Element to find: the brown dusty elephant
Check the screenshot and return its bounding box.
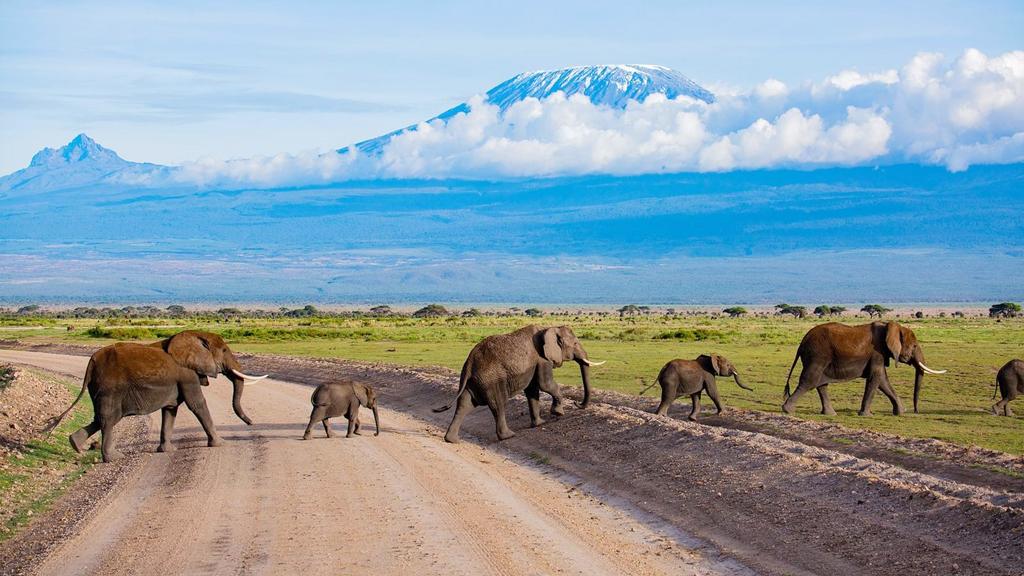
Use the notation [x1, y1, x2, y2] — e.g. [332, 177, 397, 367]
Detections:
[782, 321, 945, 416]
[46, 331, 267, 462]
[642, 354, 752, 420]
[992, 359, 1023, 416]
[303, 381, 380, 439]
[433, 325, 604, 443]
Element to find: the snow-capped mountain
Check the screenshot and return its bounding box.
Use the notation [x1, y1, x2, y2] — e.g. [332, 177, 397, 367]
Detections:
[348, 64, 715, 154]
[0, 134, 168, 195]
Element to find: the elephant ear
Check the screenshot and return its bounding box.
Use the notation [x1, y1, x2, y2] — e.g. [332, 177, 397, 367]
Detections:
[541, 328, 564, 367]
[354, 383, 369, 406]
[697, 354, 717, 375]
[710, 354, 727, 376]
[885, 322, 902, 363]
[166, 332, 219, 376]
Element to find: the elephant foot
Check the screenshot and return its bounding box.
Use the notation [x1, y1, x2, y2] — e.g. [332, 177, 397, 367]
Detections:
[496, 429, 516, 441]
[1007, 408, 1015, 417]
[687, 413, 700, 422]
[443, 433, 461, 444]
[102, 450, 124, 463]
[857, 410, 873, 417]
[69, 429, 91, 453]
[530, 418, 546, 428]
[893, 407, 905, 416]
[302, 433, 312, 440]
[551, 405, 565, 417]
[157, 442, 176, 453]
[207, 437, 223, 448]
[781, 403, 795, 415]
[822, 408, 837, 416]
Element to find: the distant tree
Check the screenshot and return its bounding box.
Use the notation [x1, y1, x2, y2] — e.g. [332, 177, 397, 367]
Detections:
[524, 308, 543, 317]
[813, 305, 831, 317]
[829, 306, 847, 316]
[217, 307, 242, 316]
[618, 304, 640, 317]
[914, 311, 925, 318]
[989, 302, 1022, 318]
[16, 305, 40, 315]
[413, 304, 448, 318]
[861, 304, 892, 318]
[723, 306, 748, 317]
[166, 305, 186, 316]
[665, 308, 676, 315]
[953, 310, 965, 318]
[461, 308, 482, 317]
[369, 305, 393, 316]
[775, 304, 807, 318]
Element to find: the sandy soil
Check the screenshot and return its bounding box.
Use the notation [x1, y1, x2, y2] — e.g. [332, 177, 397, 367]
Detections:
[0, 350, 745, 576]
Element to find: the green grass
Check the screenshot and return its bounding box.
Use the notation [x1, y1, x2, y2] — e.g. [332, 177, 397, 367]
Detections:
[0, 369, 100, 542]
[2, 313, 1022, 455]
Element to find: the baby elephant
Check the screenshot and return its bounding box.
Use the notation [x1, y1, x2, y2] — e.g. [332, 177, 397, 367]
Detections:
[645, 354, 752, 420]
[992, 359, 1023, 416]
[303, 381, 380, 439]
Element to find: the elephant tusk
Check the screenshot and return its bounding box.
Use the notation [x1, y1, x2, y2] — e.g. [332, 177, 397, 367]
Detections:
[230, 369, 269, 382]
[916, 362, 946, 375]
[580, 359, 606, 366]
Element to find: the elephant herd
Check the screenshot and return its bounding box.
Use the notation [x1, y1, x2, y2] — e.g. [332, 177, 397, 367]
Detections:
[46, 320, 1021, 461]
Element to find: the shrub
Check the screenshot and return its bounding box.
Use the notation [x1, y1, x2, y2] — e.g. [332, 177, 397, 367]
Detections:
[0, 364, 16, 391]
[654, 328, 730, 342]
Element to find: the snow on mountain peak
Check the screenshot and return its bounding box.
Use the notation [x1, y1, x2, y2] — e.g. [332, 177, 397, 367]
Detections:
[29, 133, 124, 167]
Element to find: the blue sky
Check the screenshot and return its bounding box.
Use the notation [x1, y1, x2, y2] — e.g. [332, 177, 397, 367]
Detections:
[1, 0, 1022, 174]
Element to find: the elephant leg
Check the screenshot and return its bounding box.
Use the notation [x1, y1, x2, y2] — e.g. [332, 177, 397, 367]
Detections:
[70, 418, 101, 454]
[782, 363, 824, 414]
[525, 380, 544, 427]
[99, 404, 123, 463]
[323, 418, 334, 438]
[443, 390, 474, 444]
[537, 362, 564, 417]
[490, 400, 516, 441]
[859, 374, 883, 416]
[303, 407, 326, 440]
[346, 416, 356, 438]
[705, 381, 724, 415]
[817, 385, 837, 416]
[1006, 402, 1015, 417]
[158, 405, 179, 453]
[688, 393, 702, 421]
[655, 381, 677, 416]
[877, 378, 905, 415]
[181, 383, 222, 447]
[353, 415, 362, 435]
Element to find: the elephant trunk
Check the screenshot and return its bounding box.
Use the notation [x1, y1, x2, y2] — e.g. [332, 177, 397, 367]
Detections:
[372, 405, 380, 436]
[913, 367, 923, 414]
[578, 361, 592, 408]
[229, 375, 253, 425]
[733, 372, 754, 391]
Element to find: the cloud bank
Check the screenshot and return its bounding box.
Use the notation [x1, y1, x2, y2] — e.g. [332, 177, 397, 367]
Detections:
[177, 49, 1024, 186]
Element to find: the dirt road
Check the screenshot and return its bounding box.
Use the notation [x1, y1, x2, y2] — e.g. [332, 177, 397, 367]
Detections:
[0, 350, 746, 576]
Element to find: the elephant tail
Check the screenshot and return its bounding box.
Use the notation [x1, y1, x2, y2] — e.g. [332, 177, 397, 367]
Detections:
[433, 361, 471, 413]
[783, 350, 800, 400]
[44, 357, 93, 435]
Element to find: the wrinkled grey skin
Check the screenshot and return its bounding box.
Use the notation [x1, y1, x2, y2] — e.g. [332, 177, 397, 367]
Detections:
[47, 331, 266, 463]
[434, 325, 599, 443]
[992, 359, 1024, 416]
[651, 354, 752, 420]
[303, 381, 380, 439]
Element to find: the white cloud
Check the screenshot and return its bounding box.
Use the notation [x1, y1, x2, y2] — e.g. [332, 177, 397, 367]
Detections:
[173, 48, 1024, 185]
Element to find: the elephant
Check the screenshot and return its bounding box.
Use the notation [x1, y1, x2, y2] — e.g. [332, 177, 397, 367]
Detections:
[303, 381, 380, 439]
[642, 354, 752, 420]
[46, 330, 267, 462]
[781, 321, 945, 416]
[433, 325, 604, 443]
[992, 359, 1023, 416]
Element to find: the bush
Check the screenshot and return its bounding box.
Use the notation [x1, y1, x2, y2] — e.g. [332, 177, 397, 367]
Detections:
[654, 328, 730, 342]
[0, 364, 16, 391]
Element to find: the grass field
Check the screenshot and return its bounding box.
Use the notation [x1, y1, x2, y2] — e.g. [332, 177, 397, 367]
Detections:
[2, 311, 1022, 455]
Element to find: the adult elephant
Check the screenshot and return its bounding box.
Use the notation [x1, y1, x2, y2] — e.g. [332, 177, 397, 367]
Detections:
[433, 325, 604, 443]
[781, 321, 945, 416]
[47, 331, 266, 462]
